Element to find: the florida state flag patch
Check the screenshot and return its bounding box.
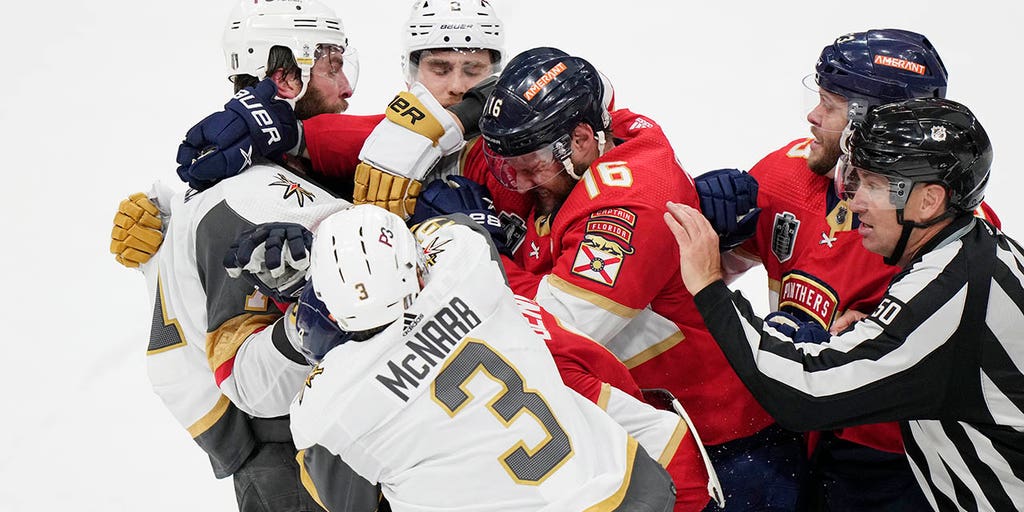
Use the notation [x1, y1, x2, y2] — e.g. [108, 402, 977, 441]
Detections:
[571, 208, 636, 287]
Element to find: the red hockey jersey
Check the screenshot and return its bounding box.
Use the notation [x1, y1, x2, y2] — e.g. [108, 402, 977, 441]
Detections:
[534, 109, 775, 446]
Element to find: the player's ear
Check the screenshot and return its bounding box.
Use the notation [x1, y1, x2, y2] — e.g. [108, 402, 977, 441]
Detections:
[269, 68, 301, 99]
[570, 123, 595, 151]
[915, 183, 949, 221]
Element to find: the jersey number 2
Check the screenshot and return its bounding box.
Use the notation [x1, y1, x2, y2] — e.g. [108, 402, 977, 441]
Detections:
[432, 340, 573, 484]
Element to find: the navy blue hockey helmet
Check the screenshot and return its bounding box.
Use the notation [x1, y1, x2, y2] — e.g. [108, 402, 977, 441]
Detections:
[816, 29, 948, 121]
[838, 97, 991, 212]
[295, 283, 354, 364]
[479, 47, 608, 158]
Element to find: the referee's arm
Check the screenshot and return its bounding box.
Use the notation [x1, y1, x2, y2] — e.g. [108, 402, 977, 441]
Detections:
[692, 279, 958, 431]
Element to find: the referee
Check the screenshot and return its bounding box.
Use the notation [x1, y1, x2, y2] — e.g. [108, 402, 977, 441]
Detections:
[665, 97, 1023, 512]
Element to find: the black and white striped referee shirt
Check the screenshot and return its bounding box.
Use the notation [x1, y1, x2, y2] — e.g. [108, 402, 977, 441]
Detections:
[694, 214, 1024, 512]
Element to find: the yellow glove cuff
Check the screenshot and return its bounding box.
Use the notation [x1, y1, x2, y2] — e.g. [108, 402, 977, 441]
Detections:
[385, 91, 446, 146]
[353, 163, 423, 219]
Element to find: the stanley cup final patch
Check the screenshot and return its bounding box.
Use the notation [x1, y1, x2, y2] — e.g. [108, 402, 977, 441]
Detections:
[771, 211, 800, 263]
[571, 208, 637, 287]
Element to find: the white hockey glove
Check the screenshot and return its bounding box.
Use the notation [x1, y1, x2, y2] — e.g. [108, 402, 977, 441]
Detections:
[354, 82, 465, 219]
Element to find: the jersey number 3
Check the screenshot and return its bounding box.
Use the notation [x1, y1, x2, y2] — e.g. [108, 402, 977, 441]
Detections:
[432, 339, 573, 485]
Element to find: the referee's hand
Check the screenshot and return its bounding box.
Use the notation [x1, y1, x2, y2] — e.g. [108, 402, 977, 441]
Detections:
[664, 201, 723, 296]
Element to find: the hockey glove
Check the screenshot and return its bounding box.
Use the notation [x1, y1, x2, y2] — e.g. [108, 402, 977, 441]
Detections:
[286, 283, 354, 365]
[354, 82, 466, 219]
[111, 192, 164, 268]
[695, 168, 761, 251]
[176, 78, 300, 191]
[411, 176, 510, 256]
[224, 222, 314, 304]
[764, 311, 831, 344]
[447, 75, 498, 140]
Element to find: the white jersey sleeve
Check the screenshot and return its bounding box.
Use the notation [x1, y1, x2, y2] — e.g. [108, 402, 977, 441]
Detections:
[144, 164, 352, 426]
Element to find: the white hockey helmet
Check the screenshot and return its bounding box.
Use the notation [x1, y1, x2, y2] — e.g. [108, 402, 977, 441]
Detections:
[401, 0, 505, 82]
[308, 205, 426, 333]
[222, 0, 357, 95]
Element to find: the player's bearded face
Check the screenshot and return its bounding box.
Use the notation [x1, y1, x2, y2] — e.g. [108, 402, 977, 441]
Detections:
[295, 44, 355, 119]
[806, 89, 849, 176]
[533, 173, 576, 215]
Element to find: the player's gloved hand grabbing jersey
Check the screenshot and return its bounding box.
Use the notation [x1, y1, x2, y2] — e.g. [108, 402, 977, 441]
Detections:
[110, 192, 164, 267]
[763, 311, 831, 344]
[694, 168, 761, 251]
[410, 176, 510, 256]
[176, 78, 300, 191]
[354, 82, 465, 219]
[224, 222, 313, 304]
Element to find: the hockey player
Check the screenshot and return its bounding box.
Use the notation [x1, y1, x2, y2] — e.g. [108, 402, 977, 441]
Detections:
[115, 2, 380, 510]
[478, 47, 802, 510]
[696, 30, 999, 511]
[667, 97, 1024, 512]
[112, 0, 530, 268]
[287, 204, 677, 511]
[224, 179, 716, 510]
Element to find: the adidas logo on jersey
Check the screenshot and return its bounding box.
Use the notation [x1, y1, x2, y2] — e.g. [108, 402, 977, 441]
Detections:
[630, 118, 654, 130]
[376, 297, 482, 401]
[402, 312, 424, 335]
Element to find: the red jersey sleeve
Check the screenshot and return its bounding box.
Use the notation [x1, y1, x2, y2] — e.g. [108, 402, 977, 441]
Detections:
[302, 113, 384, 180]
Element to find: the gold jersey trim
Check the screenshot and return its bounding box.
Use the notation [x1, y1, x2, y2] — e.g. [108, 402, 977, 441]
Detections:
[187, 394, 231, 438]
[546, 274, 640, 319]
[583, 436, 639, 512]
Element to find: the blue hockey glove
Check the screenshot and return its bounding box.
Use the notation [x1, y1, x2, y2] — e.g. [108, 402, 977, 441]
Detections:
[764, 311, 831, 344]
[176, 78, 299, 190]
[695, 168, 761, 251]
[293, 283, 354, 364]
[410, 176, 510, 256]
[224, 222, 313, 304]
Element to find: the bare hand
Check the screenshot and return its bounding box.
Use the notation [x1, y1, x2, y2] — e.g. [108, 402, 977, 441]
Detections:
[831, 309, 868, 334]
[663, 202, 724, 295]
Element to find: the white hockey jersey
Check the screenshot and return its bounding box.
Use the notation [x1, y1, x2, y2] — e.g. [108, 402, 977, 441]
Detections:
[143, 164, 350, 477]
[290, 222, 644, 511]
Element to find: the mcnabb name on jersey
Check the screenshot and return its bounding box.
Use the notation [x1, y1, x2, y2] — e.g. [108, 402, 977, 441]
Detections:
[375, 297, 481, 401]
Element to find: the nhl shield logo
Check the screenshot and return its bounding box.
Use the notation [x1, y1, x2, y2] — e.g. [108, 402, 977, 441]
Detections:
[771, 211, 800, 263]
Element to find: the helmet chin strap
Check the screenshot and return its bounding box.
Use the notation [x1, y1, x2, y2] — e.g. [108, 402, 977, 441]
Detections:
[887, 208, 956, 265]
[561, 131, 607, 181]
